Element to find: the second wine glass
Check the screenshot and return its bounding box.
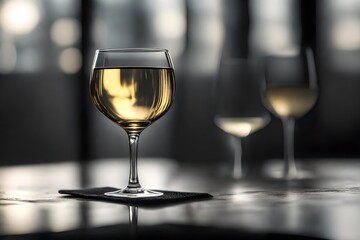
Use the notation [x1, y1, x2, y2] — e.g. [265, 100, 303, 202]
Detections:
[214, 59, 270, 179]
[263, 48, 318, 179]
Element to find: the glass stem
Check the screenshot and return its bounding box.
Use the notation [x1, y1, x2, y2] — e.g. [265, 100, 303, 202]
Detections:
[129, 206, 138, 239]
[282, 117, 297, 178]
[232, 136, 242, 179]
[128, 134, 141, 189]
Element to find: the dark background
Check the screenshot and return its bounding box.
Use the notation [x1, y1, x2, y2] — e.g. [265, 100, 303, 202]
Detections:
[1, 0, 360, 174]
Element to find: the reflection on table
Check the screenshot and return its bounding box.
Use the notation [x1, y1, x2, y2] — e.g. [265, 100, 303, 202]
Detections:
[1, 158, 360, 239]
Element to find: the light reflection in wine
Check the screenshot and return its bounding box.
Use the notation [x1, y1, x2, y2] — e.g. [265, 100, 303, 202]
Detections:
[101, 68, 150, 120]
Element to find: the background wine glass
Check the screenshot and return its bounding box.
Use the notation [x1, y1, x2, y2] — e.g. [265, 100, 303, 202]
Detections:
[214, 59, 270, 179]
[263, 48, 318, 179]
[90, 48, 175, 198]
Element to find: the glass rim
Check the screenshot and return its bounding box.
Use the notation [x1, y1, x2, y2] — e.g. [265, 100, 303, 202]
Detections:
[96, 48, 169, 53]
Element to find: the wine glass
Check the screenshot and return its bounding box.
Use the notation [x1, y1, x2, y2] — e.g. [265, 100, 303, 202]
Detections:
[90, 48, 175, 198]
[263, 48, 318, 179]
[214, 59, 270, 179]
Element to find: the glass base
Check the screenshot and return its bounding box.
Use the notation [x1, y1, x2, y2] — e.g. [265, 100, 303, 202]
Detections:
[262, 159, 314, 180]
[104, 187, 163, 198]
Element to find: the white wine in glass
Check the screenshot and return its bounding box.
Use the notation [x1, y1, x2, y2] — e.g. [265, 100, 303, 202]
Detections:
[215, 59, 270, 179]
[265, 86, 317, 119]
[264, 48, 318, 179]
[215, 117, 269, 138]
[91, 68, 174, 133]
[90, 49, 175, 198]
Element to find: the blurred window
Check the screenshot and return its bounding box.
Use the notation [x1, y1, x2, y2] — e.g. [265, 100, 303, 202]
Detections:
[326, 0, 360, 73]
[249, 0, 300, 56]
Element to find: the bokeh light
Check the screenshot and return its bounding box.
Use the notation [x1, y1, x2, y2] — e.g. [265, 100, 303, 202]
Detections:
[332, 18, 360, 50]
[50, 18, 81, 46]
[58, 48, 82, 74]
[154, 12, 186, 39]
[0, 0, 40, 35]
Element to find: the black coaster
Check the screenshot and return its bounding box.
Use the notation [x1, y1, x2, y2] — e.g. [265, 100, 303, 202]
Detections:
[59, 187, 213, 207]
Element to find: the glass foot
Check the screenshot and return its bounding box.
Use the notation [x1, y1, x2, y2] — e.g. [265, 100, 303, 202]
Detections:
[262, 159, 314, 180]
[104, 187, 163, 198]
